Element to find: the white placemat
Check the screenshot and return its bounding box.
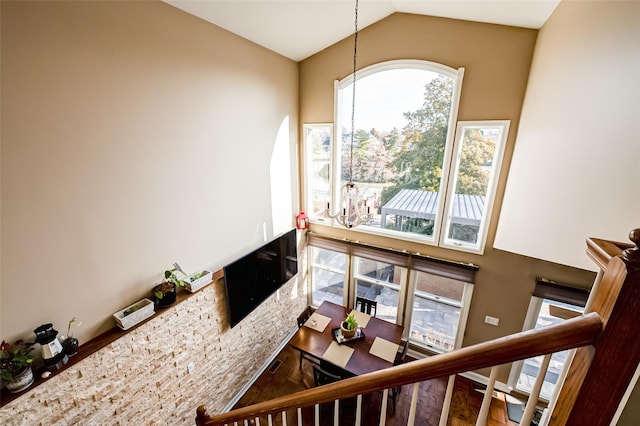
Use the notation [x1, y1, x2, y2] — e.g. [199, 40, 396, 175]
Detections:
[369, 336, 399, 363]
[304, 312, 331, 332]
[322, 341, 354, 368]
[349, 309, 371, 328]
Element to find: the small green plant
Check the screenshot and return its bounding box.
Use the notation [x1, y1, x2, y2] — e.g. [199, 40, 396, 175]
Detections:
[0, 340, 35, 382]
[154, 263, 187, 300]
[187, 272, 202, 282]
[343, 313, 358, 330]
[123, 304, 140, 316]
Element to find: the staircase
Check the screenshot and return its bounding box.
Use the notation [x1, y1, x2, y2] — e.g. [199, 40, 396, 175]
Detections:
[196, 230, 640, 426]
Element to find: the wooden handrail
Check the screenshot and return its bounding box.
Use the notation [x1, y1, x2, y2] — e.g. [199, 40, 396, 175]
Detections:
[196, 312, 602, 425]
[585, 236, 632, 271]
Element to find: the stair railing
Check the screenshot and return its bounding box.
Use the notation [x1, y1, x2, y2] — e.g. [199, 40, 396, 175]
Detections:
[196, 229, 639, 426]
[196, 313, 601, 426]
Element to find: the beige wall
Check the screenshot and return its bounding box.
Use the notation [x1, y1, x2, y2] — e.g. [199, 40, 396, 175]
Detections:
[495, 0, 640, 271]
[1, 0, 298, 345]
[505, 1, 638, 423]
[299, 12, 597, 382]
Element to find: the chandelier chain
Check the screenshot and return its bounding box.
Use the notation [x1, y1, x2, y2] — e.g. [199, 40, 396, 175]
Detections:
[349, 0, 359, 182]
[325, 0, 371, 229]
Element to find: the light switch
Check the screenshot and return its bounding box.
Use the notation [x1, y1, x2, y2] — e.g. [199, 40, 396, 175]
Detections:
[485, 315, 499, 326]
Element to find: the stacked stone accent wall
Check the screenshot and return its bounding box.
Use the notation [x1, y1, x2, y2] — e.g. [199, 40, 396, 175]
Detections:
[0, 264, 308, 425]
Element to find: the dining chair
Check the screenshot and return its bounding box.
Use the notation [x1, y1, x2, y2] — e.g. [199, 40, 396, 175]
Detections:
[355, 296, 377, 317]
[297, 305, 319, 368]
[313, 364, 345, 387]
[297, 305, 316, 328]
[390, 339, 409, 411]
[395, 339, 409, 364]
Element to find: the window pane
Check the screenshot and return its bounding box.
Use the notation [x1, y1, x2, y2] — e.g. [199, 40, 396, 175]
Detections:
[443, 122, 508, 251]
[410, 294, 460, 351]
[310, 247, 346, 271]
[355, 280, 399, 323]
[409, 270, 466, 352]
[304, 125, 332, 220]
[415, 271, 464, 302]
[335, 66, 459, 242]
[310, 247, 346, 306]
[354, 257, 402, 323]
[517, 299, 584, 400]
[355, 258, 397, 283]
[311, 268, 345, 306]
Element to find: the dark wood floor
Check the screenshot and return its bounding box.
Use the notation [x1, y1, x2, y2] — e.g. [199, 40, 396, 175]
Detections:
[234, 345, 516, 426]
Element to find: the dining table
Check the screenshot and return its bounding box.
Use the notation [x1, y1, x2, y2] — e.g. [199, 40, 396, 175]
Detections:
[288, 301, 405, 376]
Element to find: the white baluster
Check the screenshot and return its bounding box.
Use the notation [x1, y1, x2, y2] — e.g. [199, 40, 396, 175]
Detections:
[379, 388, 389, 426]
[439, 375, 456, 426]
[407, 382, 420, 426]
[521, 353, 551, 426]
[476, 366, 499, 426]
[297, 407, 302, 426]
[315, 404, 320, 426]
[355, 394, 363, 426]
[282, 410, 287, 426]
[334, 400, 340, 425]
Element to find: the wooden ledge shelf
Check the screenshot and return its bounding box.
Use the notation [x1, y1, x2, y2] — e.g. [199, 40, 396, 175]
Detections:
[0, 270, 223, 408]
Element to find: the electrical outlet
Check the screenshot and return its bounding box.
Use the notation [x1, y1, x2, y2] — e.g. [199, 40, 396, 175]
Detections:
[484, 315, 499, 326]
[187, 362, 195, 374]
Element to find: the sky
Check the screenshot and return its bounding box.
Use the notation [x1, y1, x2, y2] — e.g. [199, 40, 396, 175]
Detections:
[340, 68, 440, 133]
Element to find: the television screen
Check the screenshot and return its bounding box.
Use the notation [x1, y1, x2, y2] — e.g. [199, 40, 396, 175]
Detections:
[224, 228, 298, 328]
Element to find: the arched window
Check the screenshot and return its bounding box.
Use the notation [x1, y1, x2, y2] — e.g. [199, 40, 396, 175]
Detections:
[304, 60, 508, 254]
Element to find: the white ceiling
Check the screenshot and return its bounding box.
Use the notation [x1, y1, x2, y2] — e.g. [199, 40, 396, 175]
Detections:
[163, 0, 561, 62]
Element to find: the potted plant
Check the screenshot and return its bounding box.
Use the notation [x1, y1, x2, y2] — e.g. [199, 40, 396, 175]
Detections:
[0, 339, 35, 393]
[152, 263, 187, 308]
[340, 314, 358, 339]
[62, 317, 81, 356]
[184, 269, 213, 292]
[113, 298, 155, 330]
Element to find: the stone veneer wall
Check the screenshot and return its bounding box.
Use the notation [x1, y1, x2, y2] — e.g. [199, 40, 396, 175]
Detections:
[0, 254, 308, 425]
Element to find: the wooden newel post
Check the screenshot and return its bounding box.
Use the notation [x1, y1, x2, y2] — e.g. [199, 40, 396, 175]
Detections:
[196, 405, 210, 426]
[551, 228, 640, 426]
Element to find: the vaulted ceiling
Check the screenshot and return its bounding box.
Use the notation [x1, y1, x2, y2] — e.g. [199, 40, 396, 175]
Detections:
[163, 0, 561, 61]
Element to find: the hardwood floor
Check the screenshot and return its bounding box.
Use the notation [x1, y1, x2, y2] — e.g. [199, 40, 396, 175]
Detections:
[233, 345, 516, 426]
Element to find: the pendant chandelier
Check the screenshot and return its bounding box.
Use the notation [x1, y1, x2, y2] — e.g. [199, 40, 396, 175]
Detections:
[327, 0, 372, 229]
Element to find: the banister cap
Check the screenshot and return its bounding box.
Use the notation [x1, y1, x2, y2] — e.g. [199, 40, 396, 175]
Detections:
[622, 228, 640, 265]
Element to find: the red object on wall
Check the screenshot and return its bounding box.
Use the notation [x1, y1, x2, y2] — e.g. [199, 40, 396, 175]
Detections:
[296, 211, 309, 230]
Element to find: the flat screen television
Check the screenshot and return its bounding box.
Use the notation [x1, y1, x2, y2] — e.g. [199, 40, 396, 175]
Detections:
[223, 228, 298, 328]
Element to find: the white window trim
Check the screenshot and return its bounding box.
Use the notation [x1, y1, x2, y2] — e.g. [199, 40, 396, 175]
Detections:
[329, 60, 465, 248]
[439, 120, 510, 254]
[455, 283, 474, 349]
[307, 233, 477, 346]
[404, 270, 474, 354]
[309, 245, 349, 307]
[303, 123, 333, 225]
